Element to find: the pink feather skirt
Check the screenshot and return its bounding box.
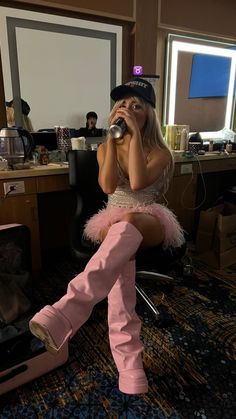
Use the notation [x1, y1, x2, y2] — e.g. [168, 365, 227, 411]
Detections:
[83, 203, 185, 248]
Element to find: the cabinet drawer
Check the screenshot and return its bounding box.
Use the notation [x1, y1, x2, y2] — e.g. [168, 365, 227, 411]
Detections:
[37, 174, 70, 193]
[200, 158, 236, 173]
[0, 178, 36, 198]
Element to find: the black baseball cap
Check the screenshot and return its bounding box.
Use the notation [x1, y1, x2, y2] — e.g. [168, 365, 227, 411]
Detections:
[86, 111, 98, 119]
[110, 77, 156, 108]
[5, 98, 30, 115]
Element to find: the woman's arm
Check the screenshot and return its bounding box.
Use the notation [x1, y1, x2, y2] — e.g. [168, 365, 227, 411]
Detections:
[114, 107, 171, 190]
[97, 136, 118, 194]
[129, 142, 171, 190]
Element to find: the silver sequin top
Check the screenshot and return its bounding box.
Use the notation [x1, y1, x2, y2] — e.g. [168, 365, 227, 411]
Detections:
[107, 160, 170, 208]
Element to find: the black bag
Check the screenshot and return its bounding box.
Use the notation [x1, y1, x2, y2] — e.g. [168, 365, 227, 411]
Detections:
[0, 224, 32, 324]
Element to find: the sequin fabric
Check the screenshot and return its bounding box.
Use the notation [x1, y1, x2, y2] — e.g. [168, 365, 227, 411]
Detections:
[108, 183, 159, 208]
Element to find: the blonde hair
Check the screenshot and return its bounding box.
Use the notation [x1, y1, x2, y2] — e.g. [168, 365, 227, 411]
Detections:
[6, 106, 34, 132]
[108, 96, 174, 183]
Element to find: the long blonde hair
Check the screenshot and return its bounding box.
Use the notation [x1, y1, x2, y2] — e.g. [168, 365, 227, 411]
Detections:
[108, 95, 174, 183]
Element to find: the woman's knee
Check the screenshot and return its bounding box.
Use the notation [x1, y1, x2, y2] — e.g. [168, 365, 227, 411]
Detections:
[99, 217, 137, 241]
[120, 212, 141, 227]
[120, 212, 165, 247]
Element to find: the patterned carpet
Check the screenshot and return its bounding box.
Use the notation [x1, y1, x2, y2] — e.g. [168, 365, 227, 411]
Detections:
[0, 249, 235, 418]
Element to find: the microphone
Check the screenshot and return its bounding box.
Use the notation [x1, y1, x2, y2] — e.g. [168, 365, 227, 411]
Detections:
[109, 118, 127, 139]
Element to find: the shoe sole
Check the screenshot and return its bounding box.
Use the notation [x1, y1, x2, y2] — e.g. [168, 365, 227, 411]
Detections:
[119, 370, 148, 395]
[29, 320, 59, 355]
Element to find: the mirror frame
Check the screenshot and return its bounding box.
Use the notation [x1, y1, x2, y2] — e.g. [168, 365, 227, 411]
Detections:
[0, 6, 122, 131]
[163, 33, 236, 139]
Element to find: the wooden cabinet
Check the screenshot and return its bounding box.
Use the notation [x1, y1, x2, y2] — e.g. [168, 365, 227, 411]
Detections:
[36, 174, 70, 193]
[166, 173, 197, 237]
[38, 190, 76, 252]
[0, 171, 71, 271]
[0, 180, 41, 269]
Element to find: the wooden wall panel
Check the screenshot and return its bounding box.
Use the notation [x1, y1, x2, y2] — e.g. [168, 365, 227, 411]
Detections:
[0, 51, 7, 127]
[134, 0, 158, 75]
[159, 0, 236, 40]
[4, 0, 135, 21]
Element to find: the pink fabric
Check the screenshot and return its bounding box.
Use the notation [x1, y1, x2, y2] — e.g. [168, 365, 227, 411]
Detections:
[108, 260, 148, 393]
[108, 261, 144, 371]
[30, 305, 72, 351]
[53, 221, 143, 334]
[84, 203, 184, 248]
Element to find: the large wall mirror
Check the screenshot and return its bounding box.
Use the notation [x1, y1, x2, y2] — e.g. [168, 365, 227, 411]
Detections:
[0, 7, 122, 131]
[163, 33, 236, 139]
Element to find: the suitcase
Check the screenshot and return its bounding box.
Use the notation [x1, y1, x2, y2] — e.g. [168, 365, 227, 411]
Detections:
[0, 329, 68, 395]
[0, 224, 69, 395]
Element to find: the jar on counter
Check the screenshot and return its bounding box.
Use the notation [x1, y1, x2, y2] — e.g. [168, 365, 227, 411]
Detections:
[39, 146, 49, 165]
[226, 142, 232, 153]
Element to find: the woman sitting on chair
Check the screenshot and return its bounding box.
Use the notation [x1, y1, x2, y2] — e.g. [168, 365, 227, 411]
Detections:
[29, 77, 184, 395]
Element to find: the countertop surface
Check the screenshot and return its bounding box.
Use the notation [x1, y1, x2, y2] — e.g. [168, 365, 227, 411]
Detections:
[0, 152, 235, 180]
[173, 151, 236, 162]
[0, 163, 69, 179]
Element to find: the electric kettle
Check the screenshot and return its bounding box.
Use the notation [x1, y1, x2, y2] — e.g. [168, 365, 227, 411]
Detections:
[0, 127, 34, 169]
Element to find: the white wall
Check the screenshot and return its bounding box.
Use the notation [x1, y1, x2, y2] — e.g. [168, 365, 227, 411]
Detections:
[0, 7, 122, 131]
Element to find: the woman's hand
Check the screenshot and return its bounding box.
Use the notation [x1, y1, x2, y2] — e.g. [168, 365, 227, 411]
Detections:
[113, 107, 141, 138]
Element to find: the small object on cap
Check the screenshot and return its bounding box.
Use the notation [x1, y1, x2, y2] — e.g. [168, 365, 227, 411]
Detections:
[133, 65, 143, 76]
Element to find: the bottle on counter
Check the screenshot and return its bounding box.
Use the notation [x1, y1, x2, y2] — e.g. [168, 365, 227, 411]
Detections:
[174, 133, 181, 150]
[180, 128, 188, 151]
[208, 140, 214, 152]
[39, 146, 49, 165]
[226, 141, 232, 153]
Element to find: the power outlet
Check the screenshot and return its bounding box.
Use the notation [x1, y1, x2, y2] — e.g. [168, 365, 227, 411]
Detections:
[3, 180, 25, 195]
[180, 164, 193, 174]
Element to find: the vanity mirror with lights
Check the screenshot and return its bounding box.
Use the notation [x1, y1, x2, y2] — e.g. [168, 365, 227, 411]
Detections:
[163, 33, 236, 140]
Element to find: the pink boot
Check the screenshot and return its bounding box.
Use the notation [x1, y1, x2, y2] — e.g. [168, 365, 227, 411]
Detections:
[108, 260, 148, 394]
[29, 222, 143, 354]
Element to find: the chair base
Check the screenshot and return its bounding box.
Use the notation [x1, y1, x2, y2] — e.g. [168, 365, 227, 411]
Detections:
[136, 271, 173, 319]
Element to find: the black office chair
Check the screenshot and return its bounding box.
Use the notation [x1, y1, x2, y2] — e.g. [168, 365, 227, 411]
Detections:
[68, 150, 187, 320]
